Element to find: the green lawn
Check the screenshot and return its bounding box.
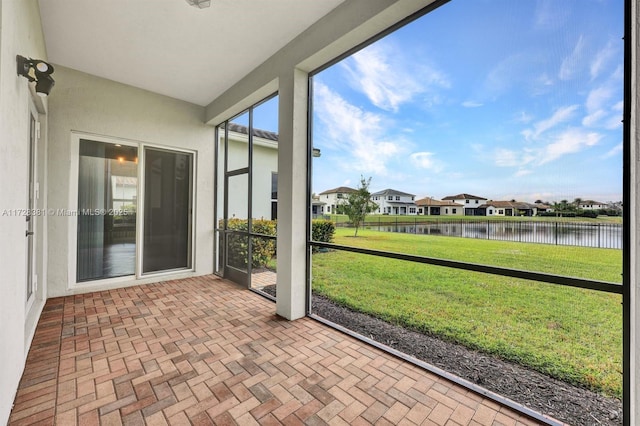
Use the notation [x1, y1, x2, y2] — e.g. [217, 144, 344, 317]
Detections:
[311, 228, 623, 397]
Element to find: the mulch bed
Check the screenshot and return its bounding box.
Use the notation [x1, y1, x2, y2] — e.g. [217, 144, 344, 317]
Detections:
[260, 285, 622, 426]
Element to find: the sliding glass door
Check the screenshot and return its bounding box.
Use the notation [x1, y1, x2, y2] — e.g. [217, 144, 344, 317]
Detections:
[76, 138, 193, 283]
[142, 148, 193, 273]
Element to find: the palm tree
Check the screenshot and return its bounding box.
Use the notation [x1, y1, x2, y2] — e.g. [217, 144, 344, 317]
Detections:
[573, 198, 583, 210]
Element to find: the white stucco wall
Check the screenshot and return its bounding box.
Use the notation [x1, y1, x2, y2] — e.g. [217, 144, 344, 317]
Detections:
[46, 66, 215, 297]
[222, 133, 278, 221]
[0, 1, 48, 423]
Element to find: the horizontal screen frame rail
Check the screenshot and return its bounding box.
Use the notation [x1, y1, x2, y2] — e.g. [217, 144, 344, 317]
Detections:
[309, 241, 622, 295]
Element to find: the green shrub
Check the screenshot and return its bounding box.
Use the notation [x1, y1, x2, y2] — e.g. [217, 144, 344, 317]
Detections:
[312, 219, 336, 251]
[539, 211, 577, 217]
[224, 218, 277, 268]
[578, 210, 598, 218]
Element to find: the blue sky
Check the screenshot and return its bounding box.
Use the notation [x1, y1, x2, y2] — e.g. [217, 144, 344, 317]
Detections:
[311, 0, 624, 203]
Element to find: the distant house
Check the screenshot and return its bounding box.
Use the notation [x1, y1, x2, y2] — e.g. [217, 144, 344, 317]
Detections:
[579, 200, 608, 210]
[479, 201, 544, 217]
[370, 189, 417, 215]
[318, 186, 356, 214]
[415, 197, 464, 216]
[442, 193, 488, 216]
[311, 195, 327, 217]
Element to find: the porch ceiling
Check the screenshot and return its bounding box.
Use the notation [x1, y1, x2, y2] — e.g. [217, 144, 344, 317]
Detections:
[38, 0, 346, 106]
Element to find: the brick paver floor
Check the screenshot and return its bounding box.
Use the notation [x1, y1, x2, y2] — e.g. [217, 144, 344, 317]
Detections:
[9, 275, 550, 425]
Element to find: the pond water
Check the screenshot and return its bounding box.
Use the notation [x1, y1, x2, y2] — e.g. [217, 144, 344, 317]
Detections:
[362, 221, 622, 249]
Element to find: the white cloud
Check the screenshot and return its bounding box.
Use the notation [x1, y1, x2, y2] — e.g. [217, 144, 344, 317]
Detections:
[603, 143, 622, 159]
[494, 148, 520, 167]
[539, 128, 602, 165]
[583, 69, 622, 129]
[582, 110, 607, 128]
[462, 100, 483, 108]
[514, 169, 533, 177]
[514, 111, 534, 124]
[522, 105, 579, 140]
[559, 35, 586, 81]
[591, 40, 618, 80]
[604, 102, 623, 129]
[586, 85, 615, 113]
[534, 0, 570, 30]
[342, 42, 449, 112]
[409, 152, 443, 172]
[314, 83, 401, 176]
[493, 126, 601, 170]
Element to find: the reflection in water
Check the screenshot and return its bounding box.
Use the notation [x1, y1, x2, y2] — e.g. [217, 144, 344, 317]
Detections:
[363, 221, 622, 249]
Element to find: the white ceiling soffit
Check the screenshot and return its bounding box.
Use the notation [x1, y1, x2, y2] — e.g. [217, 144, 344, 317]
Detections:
[38, 0, 346, 106]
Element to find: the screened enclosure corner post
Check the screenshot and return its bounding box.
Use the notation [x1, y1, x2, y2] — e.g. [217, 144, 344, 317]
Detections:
[275, 68, 309, 320]
[214, 124, 224, 277]
[623, 0, 635, 423]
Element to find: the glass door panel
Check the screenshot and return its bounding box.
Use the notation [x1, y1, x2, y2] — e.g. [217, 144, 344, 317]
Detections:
[250, 96, 278, 292]
[142, 148, 193, 273]
[77, 140, 138, 281]
[225, 173, 249, 284]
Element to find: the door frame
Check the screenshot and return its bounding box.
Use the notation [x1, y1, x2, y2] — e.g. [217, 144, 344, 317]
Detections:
[25, 100, 39, 312]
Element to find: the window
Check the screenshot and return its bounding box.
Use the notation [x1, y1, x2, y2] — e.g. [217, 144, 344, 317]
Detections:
[388, 196, 393, 200]
[396, 196, 400, 201]
[409, 207, 416, 214]
[452, 208, 457, 214]
[498, 210, 504, 215]
[271, 173, 278, 220]
[489, 209, 493, 214]
[475, 200, 479, 204]
[271, 173, 278, 199]
[465, 200, 470, 204]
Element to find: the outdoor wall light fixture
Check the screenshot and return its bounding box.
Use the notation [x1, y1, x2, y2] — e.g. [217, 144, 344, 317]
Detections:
[185, 0, 211, 8]
[16, 55, 55, 97]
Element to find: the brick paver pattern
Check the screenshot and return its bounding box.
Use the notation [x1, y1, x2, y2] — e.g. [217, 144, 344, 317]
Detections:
[9, 275, 546, 425]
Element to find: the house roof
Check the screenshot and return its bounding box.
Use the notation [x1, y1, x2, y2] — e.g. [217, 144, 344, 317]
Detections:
[319, 186, 356, 195]
[442, 193, 487, 201]
[415, 197, 463, 207]
[227, 123, 278, 142]
[370, 188, 415, 197]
